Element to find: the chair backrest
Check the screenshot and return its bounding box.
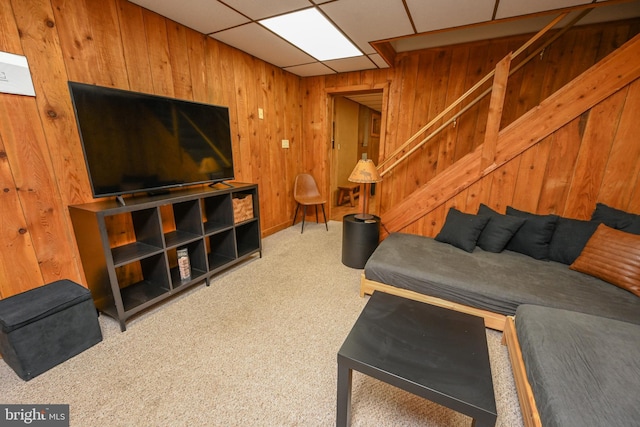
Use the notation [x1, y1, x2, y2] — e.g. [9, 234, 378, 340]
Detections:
[294, 174, 321, 200]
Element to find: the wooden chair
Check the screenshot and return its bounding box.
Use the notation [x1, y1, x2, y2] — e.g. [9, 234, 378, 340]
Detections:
[292, 174, 328, 233]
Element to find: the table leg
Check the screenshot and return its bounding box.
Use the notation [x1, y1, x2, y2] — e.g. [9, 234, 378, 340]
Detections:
[336, 360, 353, 427]
[471, 414, 497, 427]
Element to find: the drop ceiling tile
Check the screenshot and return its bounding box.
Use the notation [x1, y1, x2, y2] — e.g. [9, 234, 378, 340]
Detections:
[368, 53, 390, 69]
[222, 0, 311, 20]
[129, 0, 248, 34]
[406, 0, 496, 33]
[284, 62, 336, 76]
[320, 0, 415, 55]
[211, 23, 315, 67]
[323, 56, 377, 73]
[495, 0, 591, 19]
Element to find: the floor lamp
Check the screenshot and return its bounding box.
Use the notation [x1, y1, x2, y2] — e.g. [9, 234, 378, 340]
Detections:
[348, 159, 382, 221]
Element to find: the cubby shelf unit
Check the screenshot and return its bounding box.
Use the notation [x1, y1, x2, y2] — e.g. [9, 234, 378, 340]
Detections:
[69, 183, 261, 331]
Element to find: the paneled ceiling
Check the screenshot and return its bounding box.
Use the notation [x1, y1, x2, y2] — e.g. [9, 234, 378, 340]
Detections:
[129, 0, 640, 77]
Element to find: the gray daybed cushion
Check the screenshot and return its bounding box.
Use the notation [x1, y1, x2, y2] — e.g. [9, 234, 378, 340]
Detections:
[516, 304, 640, 427]
[364, 232, 640, 324]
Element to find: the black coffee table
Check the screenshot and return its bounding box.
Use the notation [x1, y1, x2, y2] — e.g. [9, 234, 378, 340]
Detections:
[337, 291, 497, 426]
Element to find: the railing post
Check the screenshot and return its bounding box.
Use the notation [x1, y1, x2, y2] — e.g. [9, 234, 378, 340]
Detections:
[481, 53, 512, 170]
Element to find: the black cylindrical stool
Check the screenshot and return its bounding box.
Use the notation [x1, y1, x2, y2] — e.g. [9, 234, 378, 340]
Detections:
[342, 214, 380, 269]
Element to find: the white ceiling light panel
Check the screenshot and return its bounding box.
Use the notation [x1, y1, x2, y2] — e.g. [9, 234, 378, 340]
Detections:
[212, 23, 315, 68]
[260, 8, 362, 61]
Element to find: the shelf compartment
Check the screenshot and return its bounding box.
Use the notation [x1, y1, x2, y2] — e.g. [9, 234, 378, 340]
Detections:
[202, 194, 233, 235]
[116, 254, 170, 312]
[232, 193, 254, 224]
[206, 230, 236, 271]
[236, 220, 261, 258]
[162, 200, 203, 247]
[112, 242, 164, 267]
[167, 239, 208, 289]
[164, 230, 202, 249]
[108, 208, 164, 265]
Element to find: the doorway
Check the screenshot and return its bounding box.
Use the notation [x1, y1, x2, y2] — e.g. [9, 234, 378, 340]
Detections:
[329, 90, 384, 221]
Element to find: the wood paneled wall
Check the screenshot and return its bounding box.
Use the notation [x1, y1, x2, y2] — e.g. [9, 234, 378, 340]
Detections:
[0, 0, 302, 298]
[0, 0, 638, 299]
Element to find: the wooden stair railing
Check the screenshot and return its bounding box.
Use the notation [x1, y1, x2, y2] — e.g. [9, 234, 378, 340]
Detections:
[379, 32, 640, 236]
[378, 10, 594, 178]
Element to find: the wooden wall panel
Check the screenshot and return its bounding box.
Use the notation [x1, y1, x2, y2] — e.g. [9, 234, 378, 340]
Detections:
[598, 81, 640, 209]
[143, 9, 174, 97]
[563, 90, 626, 219]
[0, 0, 87, 297]
[620, 78, 640, 214]
[0, 93, 80, 291]
[116, 0, 153, 94]
[511, 139, 552, 213]
[537, 116, 584, 214]
[166, 22, 194, 100]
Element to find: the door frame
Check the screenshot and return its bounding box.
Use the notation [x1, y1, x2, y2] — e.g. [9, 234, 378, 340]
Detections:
[325, 83, 389, 219]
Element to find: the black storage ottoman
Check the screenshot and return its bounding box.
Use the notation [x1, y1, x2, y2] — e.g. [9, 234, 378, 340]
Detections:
[0, 279, 102, 381]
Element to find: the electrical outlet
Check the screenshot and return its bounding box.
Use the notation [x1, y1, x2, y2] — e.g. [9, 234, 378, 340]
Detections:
[258, 108, 264, 119]
[282, 139, 289, 148]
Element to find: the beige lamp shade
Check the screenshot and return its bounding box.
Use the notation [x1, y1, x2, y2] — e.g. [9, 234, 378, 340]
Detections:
[348, 159, 382, 183]
[348, 159, 381, 221]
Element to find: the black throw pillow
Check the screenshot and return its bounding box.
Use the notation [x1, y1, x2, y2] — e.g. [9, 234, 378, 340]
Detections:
[591, 203, 640, 235]
[476, 204, 526, 253]
[435, 207, 490, 252]
[548, 217, 600, 265]
[505, 206, 559, 260]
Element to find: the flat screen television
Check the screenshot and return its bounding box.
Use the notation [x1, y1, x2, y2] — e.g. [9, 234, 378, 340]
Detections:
[68, 81, 235, 198]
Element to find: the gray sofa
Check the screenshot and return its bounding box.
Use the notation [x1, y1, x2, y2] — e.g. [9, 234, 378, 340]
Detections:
[361, 203, 640, 427]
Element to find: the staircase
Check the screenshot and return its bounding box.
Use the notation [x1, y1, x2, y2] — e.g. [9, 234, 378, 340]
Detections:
[378, 31, 640, 237]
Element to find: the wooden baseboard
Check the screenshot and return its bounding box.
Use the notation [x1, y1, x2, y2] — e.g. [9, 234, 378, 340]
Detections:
[359, 273, 506, 331]
[504, 316, 542, 427]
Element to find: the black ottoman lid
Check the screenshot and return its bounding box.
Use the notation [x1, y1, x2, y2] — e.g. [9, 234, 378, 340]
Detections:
[0, 280, 92, 333]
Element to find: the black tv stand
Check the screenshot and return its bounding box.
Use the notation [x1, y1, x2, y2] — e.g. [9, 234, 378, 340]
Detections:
[69, 183, 262, 331]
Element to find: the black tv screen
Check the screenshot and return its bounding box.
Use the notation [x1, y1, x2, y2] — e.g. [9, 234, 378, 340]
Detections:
[68, 81, 235, 198]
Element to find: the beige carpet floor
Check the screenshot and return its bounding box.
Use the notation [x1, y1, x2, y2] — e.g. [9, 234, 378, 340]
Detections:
[0, 221, 524, 426]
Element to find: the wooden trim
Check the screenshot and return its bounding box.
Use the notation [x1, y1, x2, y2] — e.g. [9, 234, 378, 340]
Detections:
[482, 53, 511, 169]
[359, 273, 506, 331]
[370, 41, 396, 67]
[504, 316, 542, 427]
